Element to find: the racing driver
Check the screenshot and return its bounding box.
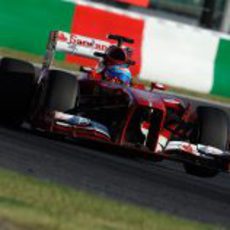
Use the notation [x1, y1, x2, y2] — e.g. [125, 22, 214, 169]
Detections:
[103, 64, 132, 86]
[92, 45, 133, 86]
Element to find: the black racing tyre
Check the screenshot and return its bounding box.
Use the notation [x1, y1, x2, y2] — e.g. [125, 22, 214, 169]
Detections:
[44, 70, 79, 112]
[0, 58, 36, 126]
[184, 106, 229, 177]
[197, 106, 229, 149]
[0, 57, 35, 74]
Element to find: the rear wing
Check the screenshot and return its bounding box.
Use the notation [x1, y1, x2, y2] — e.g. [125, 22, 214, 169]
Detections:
[54, 31, 110, 57]
[40, 30, 111, 80]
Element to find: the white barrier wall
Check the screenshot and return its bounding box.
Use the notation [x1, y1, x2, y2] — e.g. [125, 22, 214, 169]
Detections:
[140, 18, 220, 93]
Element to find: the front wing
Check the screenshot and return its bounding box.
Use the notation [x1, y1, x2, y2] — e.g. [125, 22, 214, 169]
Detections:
[39, 112, 230, 173]
[161, 141, 230, 172]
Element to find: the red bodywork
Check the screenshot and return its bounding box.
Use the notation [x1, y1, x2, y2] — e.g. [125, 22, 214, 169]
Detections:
[36, 76, 193, 159]
[34, 30, 230, 174]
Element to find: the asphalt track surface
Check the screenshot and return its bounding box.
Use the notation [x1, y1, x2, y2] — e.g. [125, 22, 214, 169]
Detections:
[0, 122, 230, 228]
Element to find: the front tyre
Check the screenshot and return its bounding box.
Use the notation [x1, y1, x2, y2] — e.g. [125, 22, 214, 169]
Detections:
[184, 106, 229, 177]
[43, 70, 79, 112]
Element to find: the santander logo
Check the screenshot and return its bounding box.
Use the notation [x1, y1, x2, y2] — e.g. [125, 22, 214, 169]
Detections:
[67, 34, 108, 52]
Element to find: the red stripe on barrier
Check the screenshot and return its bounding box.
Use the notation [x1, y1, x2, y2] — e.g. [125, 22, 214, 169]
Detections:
[115, 0, 149, 7]
[67, 5, 144, 76]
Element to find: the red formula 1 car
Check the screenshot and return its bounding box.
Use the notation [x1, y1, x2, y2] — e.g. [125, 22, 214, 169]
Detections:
[0, 30, 229, 178]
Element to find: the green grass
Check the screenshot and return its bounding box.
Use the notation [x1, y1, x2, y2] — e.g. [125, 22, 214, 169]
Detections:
[0, 168, 224, 230]
[1, 47, 230, 104]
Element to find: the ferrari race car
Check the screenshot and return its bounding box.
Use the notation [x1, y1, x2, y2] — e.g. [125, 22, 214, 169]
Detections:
[0, 30, 229, 178]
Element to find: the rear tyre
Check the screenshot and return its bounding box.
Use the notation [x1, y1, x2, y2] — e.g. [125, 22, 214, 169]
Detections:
[43, 70, 79, 112]
[0, 57, 35, 126]
[0, 57, 35, 74]
[184, 106, 229, 177]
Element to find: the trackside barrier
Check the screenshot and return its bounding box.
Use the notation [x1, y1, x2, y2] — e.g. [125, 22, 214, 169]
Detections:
[141, 17, 230, 96]
[0, 0, 230, 97]
[68, 0, 230, 97]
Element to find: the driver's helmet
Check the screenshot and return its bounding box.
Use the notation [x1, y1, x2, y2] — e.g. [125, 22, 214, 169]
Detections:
[105, 46, 127, 65]
[104, 64, 132, 85]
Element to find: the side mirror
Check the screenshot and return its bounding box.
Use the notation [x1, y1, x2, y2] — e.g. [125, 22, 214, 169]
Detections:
[150, 82, 167, 91]
[79, 66, 93, 73]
